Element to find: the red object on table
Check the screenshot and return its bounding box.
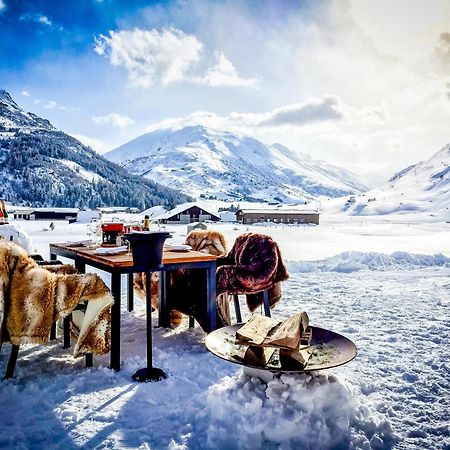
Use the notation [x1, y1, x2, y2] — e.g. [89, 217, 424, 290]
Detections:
[101, 223, 124, 233]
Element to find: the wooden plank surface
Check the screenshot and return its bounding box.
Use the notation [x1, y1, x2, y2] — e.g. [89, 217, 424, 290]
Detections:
[49, 243, 217, 268]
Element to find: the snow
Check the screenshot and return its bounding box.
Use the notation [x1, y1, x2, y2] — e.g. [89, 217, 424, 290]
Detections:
[141, 205, 168, 219]
[104, 125, 370, 203]
[0, 223, 33, 252]
[1, 215, 449, 449]
[59, 159, 104, 183]
[323, 144, 450, 222]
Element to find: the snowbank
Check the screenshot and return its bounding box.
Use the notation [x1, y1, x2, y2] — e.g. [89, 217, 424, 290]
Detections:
[287, 251, 450, 273]
[0, 224, 33, 252]
[207, 371, 395, 449]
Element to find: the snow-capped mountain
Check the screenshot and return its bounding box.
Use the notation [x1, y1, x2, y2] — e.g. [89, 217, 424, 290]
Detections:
[325, 143, 450, 221]
[105, 125, 371, 203]
[0, 90, 190, 208]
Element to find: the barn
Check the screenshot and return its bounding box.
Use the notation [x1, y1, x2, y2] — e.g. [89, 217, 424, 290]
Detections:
[236, 209, 320, 225]
[158, 203, 220, 224]
[13, 208, 79, 221]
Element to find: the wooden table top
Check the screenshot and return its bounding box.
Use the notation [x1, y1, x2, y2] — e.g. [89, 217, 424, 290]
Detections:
[50, 242, 217, 268]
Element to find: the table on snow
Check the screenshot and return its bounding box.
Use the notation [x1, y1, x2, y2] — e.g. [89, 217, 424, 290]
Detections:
[49, 243, 217, 371]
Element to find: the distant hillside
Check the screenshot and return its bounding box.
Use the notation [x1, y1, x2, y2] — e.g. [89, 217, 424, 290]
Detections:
[105, 125, 371, 203]
[325, 143, 450, 221]
[0, 90, 191, 209]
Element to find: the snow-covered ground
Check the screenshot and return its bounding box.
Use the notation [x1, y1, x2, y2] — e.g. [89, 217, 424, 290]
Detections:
[1, 216, 449, 449]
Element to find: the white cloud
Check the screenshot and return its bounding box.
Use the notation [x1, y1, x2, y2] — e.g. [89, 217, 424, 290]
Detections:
[91, 113, 135, 128]
[200, 53, 258, 87]
[43, 100, 57, 109]
[0, 1, 6, 14]
[95, 27, 202, 87]
[19, 13, 52, 26]
[94, 27, 257, 88]
[21, 90, 30, 97]
[37, 15, 52, 26]
[33, 99, 41, 104]
[145, 96, 386, 133]
[257, 97, 345, 126]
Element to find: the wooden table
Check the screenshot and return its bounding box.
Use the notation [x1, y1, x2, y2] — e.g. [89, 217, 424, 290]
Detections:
[49, 243, 217, 372]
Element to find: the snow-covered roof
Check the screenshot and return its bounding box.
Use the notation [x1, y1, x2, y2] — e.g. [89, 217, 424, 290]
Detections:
[158, 202, 219, 220]
[98, 207, 130, 212]
[141, 205, 168, 218]
[237, 209, 319, 215]
[16, 208, 79, 214]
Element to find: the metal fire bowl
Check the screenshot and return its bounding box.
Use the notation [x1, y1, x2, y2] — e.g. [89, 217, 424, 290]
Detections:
[205, 324, 357, 373]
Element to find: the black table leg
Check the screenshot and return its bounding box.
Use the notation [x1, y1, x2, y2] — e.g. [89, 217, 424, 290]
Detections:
[110, 272, 122, 371]
[158, 271, 170, 328]
[4, 345, 20, 379]
[50, 323, 57, 340]
[132, 271, 167, 382]
[206, 262, 217, 333]
[63, 315, 71, 348]
[127, 273, 134, 312]
[85, 353, 93, 368]
[75, 259, 86, 273]
[262, 290, 271, 317]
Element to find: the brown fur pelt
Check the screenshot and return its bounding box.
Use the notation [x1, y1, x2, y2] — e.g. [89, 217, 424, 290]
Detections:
[216, 233, 289, 312]
[41, 264, 79, 275]
[0, 241, 113, 357]
[185, 230, 227, 256]
[134, 229, 229, 328]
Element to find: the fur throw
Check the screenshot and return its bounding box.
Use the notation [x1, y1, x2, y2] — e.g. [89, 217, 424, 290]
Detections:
[185, 230, 227, 256]
[0, 241, 113, 357]
[217, 233, 289, 312]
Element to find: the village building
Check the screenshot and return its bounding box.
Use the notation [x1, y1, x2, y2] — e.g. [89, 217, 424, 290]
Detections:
[236, 209, 320, 225]
[158, 203, 220, 224]
[98, 206, 140, 214]
[13, 208, 79, 221]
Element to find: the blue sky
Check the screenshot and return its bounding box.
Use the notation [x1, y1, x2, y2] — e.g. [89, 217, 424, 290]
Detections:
[1, 0, 450, 183]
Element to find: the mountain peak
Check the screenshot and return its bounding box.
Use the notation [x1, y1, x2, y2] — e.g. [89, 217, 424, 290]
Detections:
[0, 92, 191, 208]
[105, 125, 370, 202]
[0, 89, 18, 107]
[0, 89, 57, 132]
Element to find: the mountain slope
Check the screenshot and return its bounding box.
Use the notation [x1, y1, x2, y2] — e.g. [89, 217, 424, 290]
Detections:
[105, 125, 371, 203]
[325, 143, 450, 220]
[0, 90, 191, 209]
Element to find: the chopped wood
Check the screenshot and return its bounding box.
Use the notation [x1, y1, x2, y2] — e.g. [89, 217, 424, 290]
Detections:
[265, 312, 309, 349]
[243, 346, 276, 366]
[300, 327, 312, 347]
[236, 313, 281, 345]
[279, 347, 313, 370]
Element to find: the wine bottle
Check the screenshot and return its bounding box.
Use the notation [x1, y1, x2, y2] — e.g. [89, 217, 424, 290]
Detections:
[142, 215, 151, 231]
[1, 199, 8, 224]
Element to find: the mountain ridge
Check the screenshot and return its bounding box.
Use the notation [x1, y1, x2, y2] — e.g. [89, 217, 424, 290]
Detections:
[0, 90, 191, 209]
[106, 124, 372, 203]
[325, 143, 450, 220]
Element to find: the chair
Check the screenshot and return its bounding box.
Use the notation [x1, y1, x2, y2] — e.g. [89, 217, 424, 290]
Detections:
[216, 233, 289, 324]
[133, 229, 229, 330]
[0, 241, 113, 379]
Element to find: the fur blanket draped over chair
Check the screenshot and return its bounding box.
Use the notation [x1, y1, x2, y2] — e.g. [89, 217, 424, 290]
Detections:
[134, 230, 289, 330]
[0, 241, 113, 357]
[216, 232, 289, 313]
